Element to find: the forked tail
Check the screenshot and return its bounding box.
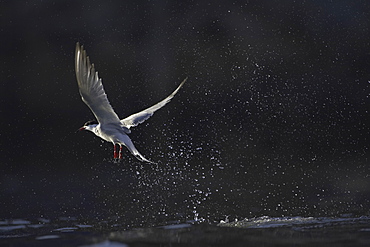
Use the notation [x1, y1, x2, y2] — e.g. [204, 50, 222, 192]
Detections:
[119, 134, 154, 163]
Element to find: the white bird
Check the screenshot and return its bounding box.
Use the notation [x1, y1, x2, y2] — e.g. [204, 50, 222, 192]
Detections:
[75, 43, 187, 163]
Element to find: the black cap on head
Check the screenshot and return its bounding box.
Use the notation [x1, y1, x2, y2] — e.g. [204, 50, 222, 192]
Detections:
[84, 120, 98, 126]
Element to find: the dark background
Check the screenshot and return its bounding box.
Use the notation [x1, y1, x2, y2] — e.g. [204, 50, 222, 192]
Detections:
[0, 1, 369, 225]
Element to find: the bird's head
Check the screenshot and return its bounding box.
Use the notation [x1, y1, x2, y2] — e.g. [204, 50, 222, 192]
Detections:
[78, 120, 98, 132]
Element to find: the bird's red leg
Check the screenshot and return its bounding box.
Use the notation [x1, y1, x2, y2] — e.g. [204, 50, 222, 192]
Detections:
[119, 145, 123, 159]
[113, 144, 118, 159]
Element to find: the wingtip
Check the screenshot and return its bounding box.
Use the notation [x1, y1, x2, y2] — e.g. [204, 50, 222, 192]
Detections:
[182, 76, 188, 84]
[75, 42, 84, 65]
[76, 42, 81, 53]
[175, 77, 188, 90]
[75, 42, 86, 57]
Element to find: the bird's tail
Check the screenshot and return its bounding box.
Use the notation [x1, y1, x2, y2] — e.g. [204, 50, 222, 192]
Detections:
[120, 134, 154, 163]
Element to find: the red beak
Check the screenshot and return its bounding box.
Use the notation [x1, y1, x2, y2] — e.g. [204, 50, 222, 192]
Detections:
[76, 126, 85, 132]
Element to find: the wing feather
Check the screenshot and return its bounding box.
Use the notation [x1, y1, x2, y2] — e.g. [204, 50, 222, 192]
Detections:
[121, 77, 187, 129]
[121, 77, 188, 129]
[75, 43, 120, 124]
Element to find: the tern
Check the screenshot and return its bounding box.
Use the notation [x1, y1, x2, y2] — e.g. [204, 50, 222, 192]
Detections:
[75, 43, 186, 163]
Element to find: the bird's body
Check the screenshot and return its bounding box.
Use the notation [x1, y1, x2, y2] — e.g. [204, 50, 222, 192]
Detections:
[75, 43, 186, 163]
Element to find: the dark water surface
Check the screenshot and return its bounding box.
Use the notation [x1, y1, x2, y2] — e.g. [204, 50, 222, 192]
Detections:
[1, 158, 369, 246]
[1, 216, 369, 246]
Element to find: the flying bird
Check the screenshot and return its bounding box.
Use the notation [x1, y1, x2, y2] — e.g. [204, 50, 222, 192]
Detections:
[75, 43, 186, 163]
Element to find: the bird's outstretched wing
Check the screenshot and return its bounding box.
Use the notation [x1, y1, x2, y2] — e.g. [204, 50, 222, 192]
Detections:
[121, 77, 187, 129]
[75, 43, 121, 124]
